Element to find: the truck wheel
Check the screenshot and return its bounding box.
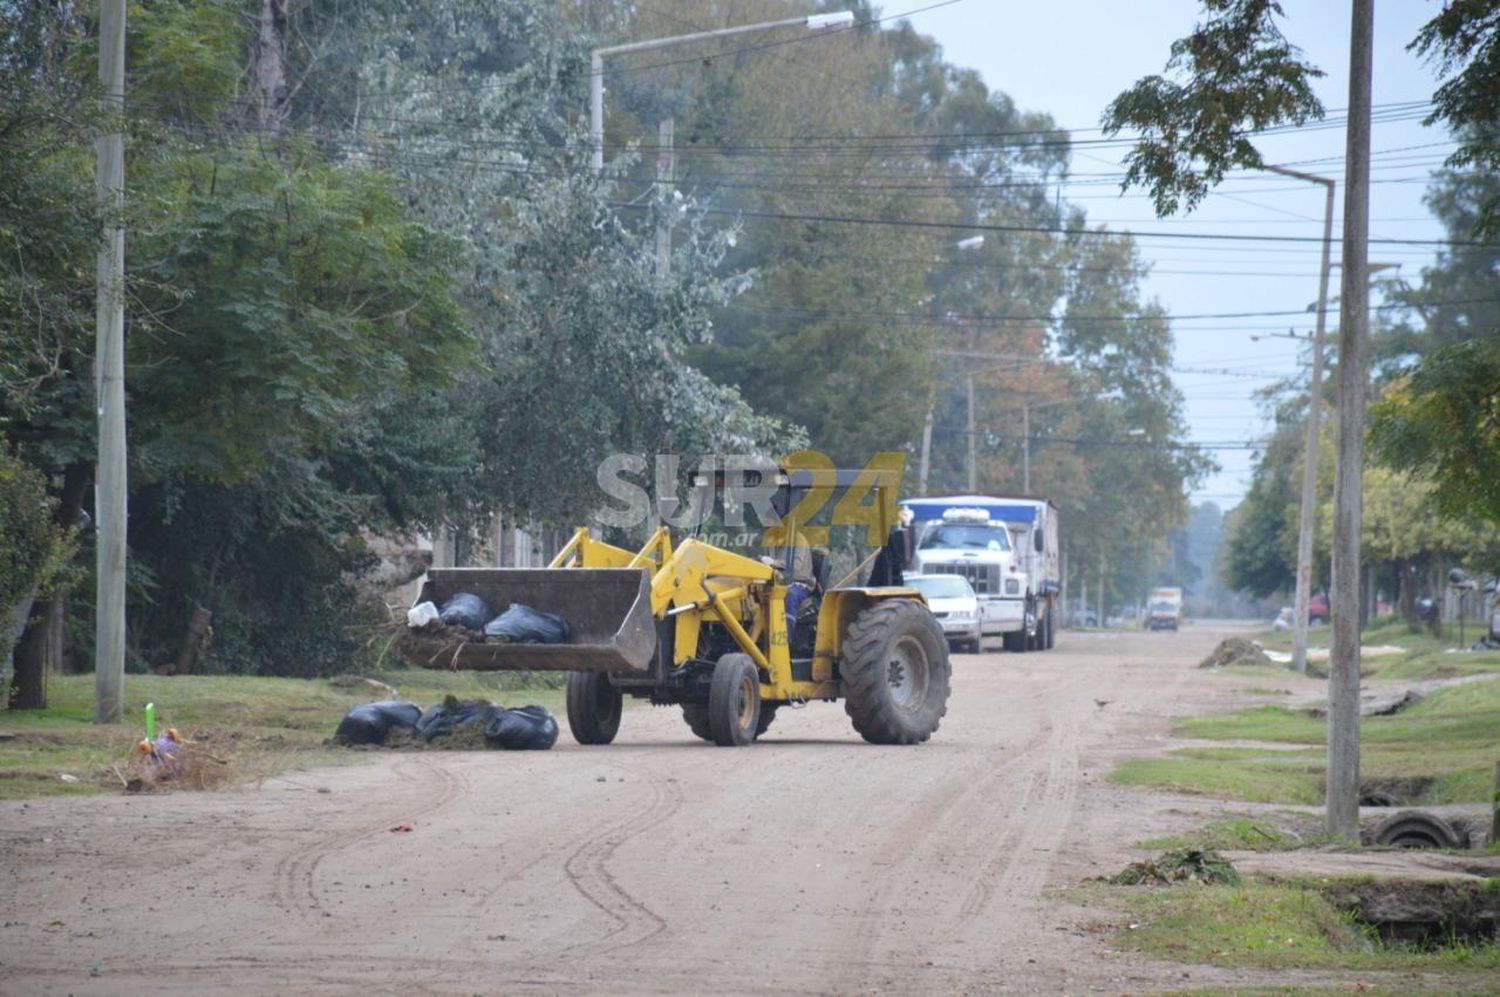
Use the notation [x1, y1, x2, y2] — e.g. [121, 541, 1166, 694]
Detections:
[566, 671, 622, 745]
[841, 600, 951, 745]
[708, 653, 761, 747]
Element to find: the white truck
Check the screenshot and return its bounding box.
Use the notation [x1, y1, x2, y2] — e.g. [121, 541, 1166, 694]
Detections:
[900, 495, 1061, 652]
[1145, 586, 1184, 631]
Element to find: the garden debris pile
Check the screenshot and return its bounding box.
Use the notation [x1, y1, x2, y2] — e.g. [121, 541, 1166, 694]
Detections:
[1198, 637, 1273, 670]
[1108, 848, 1242, 887]
[333, 694, 557, 751]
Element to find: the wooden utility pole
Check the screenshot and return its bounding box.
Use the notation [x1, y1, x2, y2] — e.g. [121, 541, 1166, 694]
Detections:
[1327, 0, 1374, 841]
[94, 0, 127, 724]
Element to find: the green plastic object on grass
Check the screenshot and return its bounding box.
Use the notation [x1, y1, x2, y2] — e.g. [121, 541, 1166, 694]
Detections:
[145, 702, 156, 741]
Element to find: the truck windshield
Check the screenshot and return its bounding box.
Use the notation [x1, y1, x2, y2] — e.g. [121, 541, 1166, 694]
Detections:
[918, 524, 1011, 552]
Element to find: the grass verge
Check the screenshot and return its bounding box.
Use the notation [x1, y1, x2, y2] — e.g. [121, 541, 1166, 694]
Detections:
[1117, 636, 1500, 806]
[1253, 619, 1500, 681]
[0, 667, 567, 800]
[1095, 879, 1500, 974]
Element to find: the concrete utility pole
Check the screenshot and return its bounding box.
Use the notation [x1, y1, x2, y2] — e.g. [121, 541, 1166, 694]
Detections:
[590, 11, 855, 173]
[1260, 166, 1336, 677]
[966, 372, 977, 492]
[94, 0, 127, 724]
[1328, 0, 1374, 841]
[654, 117, 675, 279]
[1022, 404, 1030, 493]
[918, 402, 934, 495]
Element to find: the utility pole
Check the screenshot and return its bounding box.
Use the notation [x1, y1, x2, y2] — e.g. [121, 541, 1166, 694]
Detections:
[94, 0, 127, 724]
[966, 372, 977, 492]
[918, 402, 934, 495]
[1260, 166, 1336, 677]
[1328, 0, 1374, 842]
[1022, 404, 1031, 493]
[654, 117, 675, 279]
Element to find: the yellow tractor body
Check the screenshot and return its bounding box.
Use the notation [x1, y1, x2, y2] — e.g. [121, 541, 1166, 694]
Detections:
[401, 457, 952, 746]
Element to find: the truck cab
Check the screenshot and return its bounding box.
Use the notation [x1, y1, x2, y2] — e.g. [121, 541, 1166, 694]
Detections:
[907, 507, 1028, 641]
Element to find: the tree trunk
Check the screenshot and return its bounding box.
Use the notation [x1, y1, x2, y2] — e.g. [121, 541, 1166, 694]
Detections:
[158, 603, 212, 676]
[1427, 561, 1443, 639]
[1397, 557, 1418, 631]
[7, 463, 90, 708]
[9, 602, 51, 709]
[253, 0, 289, 134]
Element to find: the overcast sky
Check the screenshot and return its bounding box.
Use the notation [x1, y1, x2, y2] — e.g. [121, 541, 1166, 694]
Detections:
[903, 0, 1447, 510]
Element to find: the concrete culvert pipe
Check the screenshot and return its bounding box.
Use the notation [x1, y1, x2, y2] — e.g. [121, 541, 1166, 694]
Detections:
[1369, 810, 1465, 850]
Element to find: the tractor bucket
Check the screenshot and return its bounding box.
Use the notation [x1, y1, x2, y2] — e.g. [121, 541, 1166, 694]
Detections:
[400, 567, 657, 673]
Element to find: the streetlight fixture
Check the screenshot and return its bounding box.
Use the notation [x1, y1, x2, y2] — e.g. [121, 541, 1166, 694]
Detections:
[590, 10, 857, 172]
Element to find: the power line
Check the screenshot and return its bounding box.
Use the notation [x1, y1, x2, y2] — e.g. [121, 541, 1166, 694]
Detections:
[614, 203, 1498, 249]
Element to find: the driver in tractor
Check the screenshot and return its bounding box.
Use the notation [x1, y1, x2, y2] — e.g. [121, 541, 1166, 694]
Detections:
[761, 521, 824, 651]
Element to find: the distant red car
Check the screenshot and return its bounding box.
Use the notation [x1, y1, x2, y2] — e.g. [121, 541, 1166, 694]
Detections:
[1308, 593, 1329, 625]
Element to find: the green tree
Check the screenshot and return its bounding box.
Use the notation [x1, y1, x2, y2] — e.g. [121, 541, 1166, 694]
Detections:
[1369, 168, 1500, 524]
[1369, 337, 1500, 526]
[2, 2, 480, 681]
[1100, 0, 1324, 215]
[1411, 1, 1500, 237]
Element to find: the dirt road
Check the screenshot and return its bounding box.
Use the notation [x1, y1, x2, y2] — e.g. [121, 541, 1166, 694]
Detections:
[3, 625, 1293, 994]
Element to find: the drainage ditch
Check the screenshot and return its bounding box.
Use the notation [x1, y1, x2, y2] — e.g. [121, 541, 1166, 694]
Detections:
[1321, 879, 1500, 948]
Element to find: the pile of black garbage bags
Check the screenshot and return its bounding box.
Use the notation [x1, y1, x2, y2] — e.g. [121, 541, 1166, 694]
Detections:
[406, 592, 570, 644]
[335, 697, 559, 751]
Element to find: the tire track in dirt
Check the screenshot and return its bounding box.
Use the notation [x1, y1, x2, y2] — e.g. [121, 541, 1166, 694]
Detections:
[836, 665, 1092, 988]
[269, 756, 468, 923]
[555, 759, 684, 953]
[958, 698, 1081, 920]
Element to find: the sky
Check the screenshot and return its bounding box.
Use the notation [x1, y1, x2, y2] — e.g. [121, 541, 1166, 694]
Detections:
[902, 0, 1449, 510]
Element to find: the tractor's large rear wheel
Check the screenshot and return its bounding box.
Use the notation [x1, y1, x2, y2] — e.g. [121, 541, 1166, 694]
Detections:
[566, 670, 622, 745]
[707, 653, 761, 747]
[841, 600, 951, 745]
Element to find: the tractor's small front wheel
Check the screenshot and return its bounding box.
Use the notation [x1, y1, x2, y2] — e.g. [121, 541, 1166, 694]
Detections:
[708, 653, 761, 747]
[684, 700, 777, 742]
[566, 671, 622, 745]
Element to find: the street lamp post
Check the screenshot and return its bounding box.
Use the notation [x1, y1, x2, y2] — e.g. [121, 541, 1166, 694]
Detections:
[1260, 165, 1335, 677]
[589, 11, 855, 173]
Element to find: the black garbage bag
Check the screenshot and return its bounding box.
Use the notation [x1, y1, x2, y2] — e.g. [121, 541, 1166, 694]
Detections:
[483, 705, 559, 750]
[439, 592, 492, 631]
[415, 697, 497, 741]
[483, 603, 570, 644]
[334, 701, 422, 745]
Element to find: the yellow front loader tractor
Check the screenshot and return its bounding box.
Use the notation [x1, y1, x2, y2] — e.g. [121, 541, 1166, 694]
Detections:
[400, 459, 951, 746]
